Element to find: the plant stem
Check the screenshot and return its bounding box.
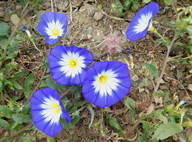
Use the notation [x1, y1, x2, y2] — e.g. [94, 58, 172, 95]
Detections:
[124, 32, 178, 136]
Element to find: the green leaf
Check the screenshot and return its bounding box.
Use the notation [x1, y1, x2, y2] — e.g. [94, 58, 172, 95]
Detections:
[12, 114, 31, 124]
[153, 109, 168, 124]
[0, 119, 11, 129]
[18, 137, 32, 142]
[0, 80, 3, 92]
[60, 117, 71, 131]
[0, 22, 9, 37]
[12, 71, 25, 79]
[106, 114, 122, 131]
[144, 62, 158, 78]
[153, 92, 170, 102]
[0, 105, 13, 118]
[47, 137, 56, 142]
[143, 0, 151, 3]
[46, 79, 62, 92]
[124, 97, 135, 112]
[152, 122, 183, 140]
[24, 73, 34, 98]
[87, 105, 95, 128]
[12, 80, 23, 90]
[164, 0, 172, 5]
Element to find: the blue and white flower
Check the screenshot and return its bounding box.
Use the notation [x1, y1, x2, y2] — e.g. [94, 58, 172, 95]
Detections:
[48, 45, 94, 85]
[30, 88, 71, 137]
[37, 12, 68, 44]
[126, 2, 160, 41]
[82, 61, 132, 108]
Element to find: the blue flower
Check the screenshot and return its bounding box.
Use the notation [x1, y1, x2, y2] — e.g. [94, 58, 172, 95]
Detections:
[126, 2, 159, 41]
[48, 45, 94, 85]
[82, 61, 132, 108]
[37, 12, 68, 44]
[30, 88, 71, 137]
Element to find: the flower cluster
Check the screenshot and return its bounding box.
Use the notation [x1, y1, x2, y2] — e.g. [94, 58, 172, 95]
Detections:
[31, 1, 160, 137]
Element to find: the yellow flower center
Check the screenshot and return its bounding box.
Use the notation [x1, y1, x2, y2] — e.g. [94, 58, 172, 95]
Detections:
[68, 59, 78, 68]
[98, 74, 109, 84]
[51, 28, 60, 36]
[52, 104, 61, 114]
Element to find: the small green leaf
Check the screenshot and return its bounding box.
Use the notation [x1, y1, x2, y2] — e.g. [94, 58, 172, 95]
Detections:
[0, 22, 9, 37]
[24, 73, 34, 98]
[144, 62, 158, 78]
[87, 105, 95, 128]
[46, 79, 62, 92]
[47, 137, 56, 142]
[143, 0, 151, 3]
[18, 137, 32, 142]
[0, 119, 11, 129]
[0, 80, 3, 92]
[106, 114, 122, 131]
[124, 97, 135, 112]
[12, 114, 31, 124]
[164, 0, 172, 5]
[12, 80, 23, 90]
[153, 92, 170, 102]
[60, 117, 71, 131]
[0, 105, 13, 118]
[152, 122, 183, 140]
[153, 109, 168, 124]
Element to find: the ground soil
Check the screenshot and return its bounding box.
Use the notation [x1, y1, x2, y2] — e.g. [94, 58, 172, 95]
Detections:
[0, 0, 191, 141]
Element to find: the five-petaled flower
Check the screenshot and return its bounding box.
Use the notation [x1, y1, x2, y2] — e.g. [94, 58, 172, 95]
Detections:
[48, 45, 94, 85]
[37, 12, 68, 44]
[82, 61, 132, 108]
[30, 88, 71, 137]
[126, 2, 159, 41]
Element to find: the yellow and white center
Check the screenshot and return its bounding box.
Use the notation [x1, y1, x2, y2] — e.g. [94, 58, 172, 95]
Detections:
[93, 70, 120, 97]
[59, 52, 85, 78]
[52, 103, 61, 114]
[98, 74, 109, 84]
[68, 59, 78, 68]
[45, 20, 64, 39]
[51, 28, 61, 37]
[40, 96, 62, 124]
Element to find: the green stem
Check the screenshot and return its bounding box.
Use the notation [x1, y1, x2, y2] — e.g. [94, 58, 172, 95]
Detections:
[153, 29, 168, 45]
[31, 39, 40, 52]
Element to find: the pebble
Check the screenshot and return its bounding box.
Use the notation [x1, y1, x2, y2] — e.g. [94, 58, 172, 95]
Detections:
[86, 26, 93, 33]
[0, 11, 5, 17]
[132, 74, 139, 82]
[10, 14, 26, 26]
[188, 84, 192, 91]
[93, 11, 103, 21]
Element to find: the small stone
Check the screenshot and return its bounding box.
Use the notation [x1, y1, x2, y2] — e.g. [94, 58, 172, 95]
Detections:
[0, 11, 5, 17]
[86, 26, 93, 33]
[10, 14, 26, 26]
[93, 11, 103, 21]
[87, 34, 92, 39]
[132, 74, 139, 81]
[188, 84, 192, 92]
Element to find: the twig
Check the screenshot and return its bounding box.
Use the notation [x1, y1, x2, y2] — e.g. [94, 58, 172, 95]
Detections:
[51, 0, 54, 12]
[60, 88, 71, 98]
[0, 122, 33, 142]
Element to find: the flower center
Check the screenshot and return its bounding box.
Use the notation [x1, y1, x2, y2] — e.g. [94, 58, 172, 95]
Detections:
[68, 59, 78, 68]
[52, 103, 61, 114]
[51, 28, 60, 36]
[98, 74, 109, 84]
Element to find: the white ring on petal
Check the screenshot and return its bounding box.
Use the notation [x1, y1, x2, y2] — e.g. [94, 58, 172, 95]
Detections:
[40, 96, 62, 125]
[58, 51, 86, 78]
[134, 12, 152, 33]
[45, 20, 64, 39]
[92, 70, 121, 97]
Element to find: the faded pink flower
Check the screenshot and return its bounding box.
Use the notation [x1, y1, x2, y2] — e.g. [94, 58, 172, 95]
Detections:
[102, 32, 124, 54]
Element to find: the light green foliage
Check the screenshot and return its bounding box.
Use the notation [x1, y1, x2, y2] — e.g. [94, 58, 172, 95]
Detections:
[12, 114, 31, 124]
[144, 62, 158, 78]
[24, 73, 34, 98]
[105, 114, 122, 131]
[124, 96, 135, 112]
[0, 119, 11, 129]
[18, 137, 32, 142]
[152, 122, 183, 140]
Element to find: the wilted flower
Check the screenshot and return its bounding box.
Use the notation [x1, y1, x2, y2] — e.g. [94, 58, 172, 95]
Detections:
[48, 45, 94, 85]
[82, 61, 132, 108]
[30, 88, 71, 137]
[37, 12, 68, 44]
[102, 32, 124, 54]
[126, 2, 160, 41]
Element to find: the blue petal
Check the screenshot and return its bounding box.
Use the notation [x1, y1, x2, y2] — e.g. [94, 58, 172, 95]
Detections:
[126, 2, 159, 41]
[30, 88, 71, 137]
[36, 22, 48, 35]
[45, 36, 60, 45]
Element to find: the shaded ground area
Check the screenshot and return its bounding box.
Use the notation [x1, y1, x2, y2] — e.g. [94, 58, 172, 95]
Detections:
[0, 0, 191, 141]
